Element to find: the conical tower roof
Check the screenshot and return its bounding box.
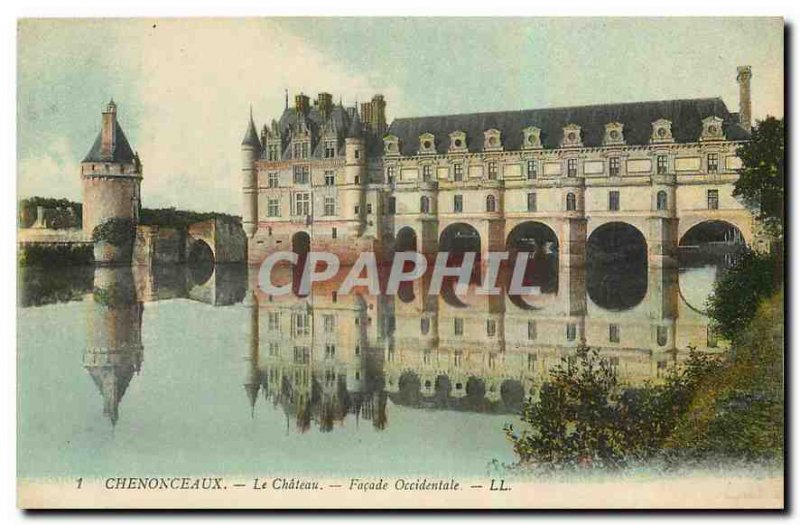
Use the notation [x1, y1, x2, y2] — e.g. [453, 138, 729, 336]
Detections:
[346, 108, 363, 139]
[241, 111, 262, 150]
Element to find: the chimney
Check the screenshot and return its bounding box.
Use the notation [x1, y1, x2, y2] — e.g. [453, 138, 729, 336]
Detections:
[317, 92, 333, 119]
[101, 99, 117, 160]
[360, 95, 387, 136]
[294, 93, 310, 115]
[736, 66, 752, 130]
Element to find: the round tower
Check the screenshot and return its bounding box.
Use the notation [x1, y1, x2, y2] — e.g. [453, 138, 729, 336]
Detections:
[343, 109, 367, 237]
[241, 109, 262, 238]
[80, 99, 143, 236]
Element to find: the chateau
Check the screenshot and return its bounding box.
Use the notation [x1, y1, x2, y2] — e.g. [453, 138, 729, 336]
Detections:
[243, 67, 758, 268]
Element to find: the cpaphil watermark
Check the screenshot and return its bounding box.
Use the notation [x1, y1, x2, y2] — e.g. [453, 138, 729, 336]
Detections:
[258, 251, 546, 296]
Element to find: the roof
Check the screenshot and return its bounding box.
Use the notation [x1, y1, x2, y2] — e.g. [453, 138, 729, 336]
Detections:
[241, 117, 262, 149]
[83, 121, 137, 163]
[387, 97, 750, 156]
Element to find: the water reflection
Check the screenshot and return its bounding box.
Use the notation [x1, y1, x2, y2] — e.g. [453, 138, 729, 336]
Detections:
[20, 253, 727, 430]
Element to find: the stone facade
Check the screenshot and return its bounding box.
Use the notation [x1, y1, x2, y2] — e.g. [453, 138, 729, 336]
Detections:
[244, 67, 760, 267]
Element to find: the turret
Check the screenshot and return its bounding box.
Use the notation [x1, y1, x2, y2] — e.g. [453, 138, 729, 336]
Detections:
[241, 109, 261, 238]
[81, 99, 142, 237]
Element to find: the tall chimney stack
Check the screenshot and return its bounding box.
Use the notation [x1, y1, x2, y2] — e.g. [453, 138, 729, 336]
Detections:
[736, 66, 752, 131]
[101, 99, 117, 160]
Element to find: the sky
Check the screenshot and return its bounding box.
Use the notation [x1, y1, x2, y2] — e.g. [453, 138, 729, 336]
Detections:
[17, 17, 784, 215]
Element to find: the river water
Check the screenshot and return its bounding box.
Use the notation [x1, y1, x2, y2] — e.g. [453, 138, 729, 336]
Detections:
[18, 256, 724, 480]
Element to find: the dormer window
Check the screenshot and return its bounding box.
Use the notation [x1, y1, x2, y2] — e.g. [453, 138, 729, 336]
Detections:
[701, 116, 725, 142]
[324, 139, 336, 159]
[651, 119, 674, 143]
[484, 129, 502, 151]
[267, 142, 280, 161]
[384, 134, 400, 155]
[522, 126, 542, 149]
[561, 124, 582, 148]
[418, 132, 436, 155]
[604, 122, 625, 146]
[449, 131, 467, 152]
[293, 141, 310, 159]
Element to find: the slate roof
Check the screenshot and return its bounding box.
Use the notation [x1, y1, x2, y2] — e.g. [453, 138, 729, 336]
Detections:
[83, 121, 137, 163]
[387, 97, 750, 156]
[241, 117, 262, 149]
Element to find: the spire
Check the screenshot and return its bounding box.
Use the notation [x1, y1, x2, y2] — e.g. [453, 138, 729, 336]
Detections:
[346, 108, 363, 139]
[241, 109, 262, 150]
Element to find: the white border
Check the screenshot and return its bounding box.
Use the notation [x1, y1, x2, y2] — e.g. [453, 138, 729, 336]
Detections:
[3, 2, 795, 523]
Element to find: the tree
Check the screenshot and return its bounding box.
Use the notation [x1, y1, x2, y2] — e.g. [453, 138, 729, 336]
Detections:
[706, 250, 778, 341]
[734, 117, 785, 239]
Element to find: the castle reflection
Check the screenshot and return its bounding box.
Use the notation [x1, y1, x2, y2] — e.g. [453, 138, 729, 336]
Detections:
[19, 256, 724, 430]
[244, 257, 723, 433]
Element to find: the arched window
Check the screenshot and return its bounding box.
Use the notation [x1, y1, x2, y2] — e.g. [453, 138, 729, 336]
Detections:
[656, 190, 668, 211]
[486, 195, 497, 212]
[656, 325, 668, 346]
[420, 318, 430, 335]
[566, 192, 577, 211]
[420, 196, 430, 214]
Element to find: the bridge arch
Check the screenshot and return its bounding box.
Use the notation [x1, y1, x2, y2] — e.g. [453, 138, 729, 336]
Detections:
[395, 226, 418, 253]
[678, 216, 753, 248]
[439, 222, 481, 256]
[587, 222, 648, 311]
[679, 219, 747, 248]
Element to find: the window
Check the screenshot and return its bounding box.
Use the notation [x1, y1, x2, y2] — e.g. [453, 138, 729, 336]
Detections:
[707, 153, 719, 174]
[420, 196, 430, 214]
[486, 319, 497, 337]
[707, 189, 719, 210]
[420, 318, 430, 335]
[656, 325, 668, 347]
[324, 344, 336, 359]
[324, 140, 336, 159]
[567, 158, 578, 177]
[267, 198, 280, 217]
[486, 195, 497, 212]
[387, 165, 395, 183]
[293, 346, 310, 364]
[267, 144, 280, 161]
[609, 190, 620, 211]
[267, 312, 280, 332]
[609, 157, 620, 177]
[331, 227, 337, 239]
[354, 175, 360, 185]
[293, 142, 309, 159]
[268, 342, 280, 357]
[323, 196, 336, 216]
[566, 323, 577, 341]
[566, 192, 577, 211]
[293, 192, 310, 216]
[527, 320, 537, 340]
[487, 161, 498, 180]
[609, 324, 620, 343]
[354, 149, 360, 160]
[324, 171, 335, 186]
[453, 163, 464, 182]
[527, 353, 536, 371]
[267, 172, 279, 188]
[454, 351, 463, 367]
[657, 155, 668, 175]
[293, 313, 310, 336]
[527, 192, 537, 212]
[656, 190, 668, 211]
[526, 160, 537, 180]
[422, 165, 433, 182]
[324, 314, 335, 333]
[331, 291, 337, 303]
[293, 165, 310, 184]
[453, 194, 463, 213]
[387, 197, 396, 214]
[454, 318, 464, 336]
[367, 203, 373, 214]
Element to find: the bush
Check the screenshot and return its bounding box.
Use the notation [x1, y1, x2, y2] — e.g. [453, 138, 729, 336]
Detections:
[139, 207, 240, 229]
[91, 217, 135, 246]
[706, 250, 778, 341]
[18, 243, 93, 266]
[505, 346, 724, 470]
